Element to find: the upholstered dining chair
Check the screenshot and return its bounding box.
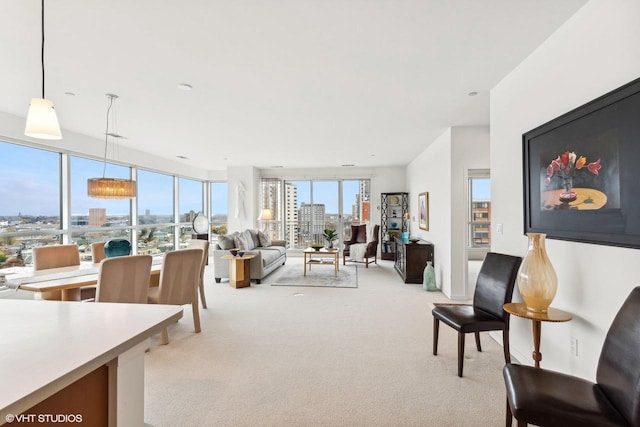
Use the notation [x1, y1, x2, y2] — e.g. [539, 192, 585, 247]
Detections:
[95, 255, 152, 303]
[432, 252, 522, 377]
[104, 239, 132, 258]
[343, 223, 380, 268]
[91, 242, 106, 264]
[503, 286, 640, 427]
[32, 244, 100, 301]
[147, 248, 203, 345]
[187, 239, 210, 309]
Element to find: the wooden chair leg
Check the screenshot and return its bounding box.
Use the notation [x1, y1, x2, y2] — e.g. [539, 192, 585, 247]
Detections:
[517, 421, 527, 427]
[199, 281, 208, 309]
[503, 329, 511, 363]
[475, 332, 482, 352]
[161, 327, 169, 345]
[506, 399, 513, 427]
[458, 332, 465, 377]
[433, 318, 440, 355]
[192, 300, 201, 333]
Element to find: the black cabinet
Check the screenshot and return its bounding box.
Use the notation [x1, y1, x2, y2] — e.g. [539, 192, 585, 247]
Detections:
[381, 193, 408, 260]
[394, 237, 434, 284]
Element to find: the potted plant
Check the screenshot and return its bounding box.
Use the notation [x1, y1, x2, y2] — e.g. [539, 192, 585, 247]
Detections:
[322, 229, 339, 249]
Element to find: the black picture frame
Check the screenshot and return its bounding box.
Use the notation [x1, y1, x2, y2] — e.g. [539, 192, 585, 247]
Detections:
[523, 76, 640, 249]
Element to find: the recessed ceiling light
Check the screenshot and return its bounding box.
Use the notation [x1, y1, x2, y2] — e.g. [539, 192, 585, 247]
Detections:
[177, 155, 189, 159]
[271, 165, 284, 168]
[177, 83, 193, 91]
[341, 164, 355, 167]
[64, 92, 76, 97]
[106, 132, 125, 139]
[468, 91, 478, 97]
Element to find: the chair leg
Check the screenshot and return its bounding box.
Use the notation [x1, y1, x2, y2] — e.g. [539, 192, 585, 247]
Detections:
[433, 317, 440, 355]
[506, 399, 512, 427]
[192, 301, 201, 333]
[458, 332, 465, 377]
[343, 253, 346, 265]
[161, 327, 169, 345]
[475, 332, 482, 352]
[199, 281, 208, 309]
[503, 329, 511, 363]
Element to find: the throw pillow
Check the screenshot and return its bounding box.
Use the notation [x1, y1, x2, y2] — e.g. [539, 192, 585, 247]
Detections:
[258, 230, 272, 247]
[248, 229, 261, 248]
[241, 229, 256, 250]
[218, 232, 238, 250]
[234, 233, 249, 250]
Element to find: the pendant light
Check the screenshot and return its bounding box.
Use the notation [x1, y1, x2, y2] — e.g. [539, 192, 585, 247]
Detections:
[25, 0, 62, 140]
[87, 94, 136, 199]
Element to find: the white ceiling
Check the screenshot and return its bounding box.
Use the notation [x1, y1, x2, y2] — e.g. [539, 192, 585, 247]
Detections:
[0, 0, 587, 171]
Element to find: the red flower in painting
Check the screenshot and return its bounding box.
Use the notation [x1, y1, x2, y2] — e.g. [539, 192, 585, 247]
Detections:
[587, 159, 602, 175]
[545, 151, 602, 187]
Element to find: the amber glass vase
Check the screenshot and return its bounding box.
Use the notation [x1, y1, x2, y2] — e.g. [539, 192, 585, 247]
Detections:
[517, 233, 557, 313]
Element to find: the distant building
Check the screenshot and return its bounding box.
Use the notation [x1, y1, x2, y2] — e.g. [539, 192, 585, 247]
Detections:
[471, 200, 491, 247]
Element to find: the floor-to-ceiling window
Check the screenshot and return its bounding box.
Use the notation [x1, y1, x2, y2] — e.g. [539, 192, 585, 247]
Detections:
[272, 179, 370, 250]
[0, 142, 61, 267]
[210, 182, 228, 243]
[0, 140, 217, 288]
[178, 177, 203, 247]
[69, 156, 132, 261]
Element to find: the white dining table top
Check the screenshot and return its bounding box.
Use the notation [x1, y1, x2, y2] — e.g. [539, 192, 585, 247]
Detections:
[0, 299, 183, 420]
[4, 257, 163, 292]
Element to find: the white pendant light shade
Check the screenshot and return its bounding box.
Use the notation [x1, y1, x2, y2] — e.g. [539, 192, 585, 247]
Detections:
[25, 98, 62, 140]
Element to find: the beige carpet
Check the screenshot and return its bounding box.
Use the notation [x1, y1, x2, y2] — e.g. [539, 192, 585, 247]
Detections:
[269, 263, 358, 288]
[144, 258, 509, 426]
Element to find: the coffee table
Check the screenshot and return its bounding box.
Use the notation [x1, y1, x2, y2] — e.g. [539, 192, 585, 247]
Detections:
[303, 248, 339, 277]
[222, 254, 257, 288]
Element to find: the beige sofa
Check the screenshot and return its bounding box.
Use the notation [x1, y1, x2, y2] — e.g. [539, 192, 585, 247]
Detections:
[212, 229, 286, 284]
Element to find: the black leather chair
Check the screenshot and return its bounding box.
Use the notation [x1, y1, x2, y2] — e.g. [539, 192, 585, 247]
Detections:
[503, 286, 640, 427]
[432, 252, 522, 377]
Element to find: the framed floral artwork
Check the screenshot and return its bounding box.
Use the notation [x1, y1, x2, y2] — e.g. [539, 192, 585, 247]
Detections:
[418, 192, 429, 231]
[523, 76, 640, 249]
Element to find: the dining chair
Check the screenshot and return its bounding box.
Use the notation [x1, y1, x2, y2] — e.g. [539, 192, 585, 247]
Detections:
[95, 255, 152, 303]
[91, 242, 106, 264]
[147, 248, 203, 344]
[503, 286, 640, 427]
[432, 252, 522, 377]
[187, 239, 210, 309]
[33, 244, 82, 300]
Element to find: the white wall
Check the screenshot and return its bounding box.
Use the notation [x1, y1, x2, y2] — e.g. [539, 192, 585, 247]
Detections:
[406, 126, 489, 298]
[491, 0, 640, 378]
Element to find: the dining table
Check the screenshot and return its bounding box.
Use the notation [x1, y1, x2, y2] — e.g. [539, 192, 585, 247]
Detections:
[5, 257, 163, 301]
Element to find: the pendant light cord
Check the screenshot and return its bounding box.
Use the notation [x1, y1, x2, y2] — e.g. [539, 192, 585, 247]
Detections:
[102, 96, 115, 178]
[40, 0, 45, 99]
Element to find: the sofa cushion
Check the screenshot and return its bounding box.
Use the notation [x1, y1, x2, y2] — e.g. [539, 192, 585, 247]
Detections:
[218, 232, 238, 250]
[258, 230, 272, 247]
[259, 246, 285, 266]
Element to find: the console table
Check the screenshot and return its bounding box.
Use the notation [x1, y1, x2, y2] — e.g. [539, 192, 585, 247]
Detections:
[394, 237, 434, 283]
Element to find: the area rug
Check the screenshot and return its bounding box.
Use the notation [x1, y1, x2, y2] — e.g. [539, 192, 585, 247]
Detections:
[269, 264, 358, 288]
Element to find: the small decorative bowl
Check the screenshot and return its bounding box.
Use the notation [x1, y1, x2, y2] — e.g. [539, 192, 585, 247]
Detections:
[310, 244, 325, 251]
[409, 238, 420, 244]
[237, 251, 245, 257]
[229, 248, 239, 256]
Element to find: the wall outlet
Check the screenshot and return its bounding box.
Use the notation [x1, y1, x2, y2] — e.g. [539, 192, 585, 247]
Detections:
[496, 224, 503, 234]
[570, 336, 578, 357]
